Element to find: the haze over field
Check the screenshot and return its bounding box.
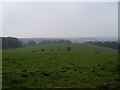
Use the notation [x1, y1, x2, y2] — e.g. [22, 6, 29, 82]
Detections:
[1, 2, 119, 89]
[1, 2, 118, 38]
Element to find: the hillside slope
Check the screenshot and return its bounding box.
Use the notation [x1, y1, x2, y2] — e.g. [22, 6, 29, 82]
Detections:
[2, 43, 119, 88]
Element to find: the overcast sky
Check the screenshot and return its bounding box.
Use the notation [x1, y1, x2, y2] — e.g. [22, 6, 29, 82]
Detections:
[1, 2, 118, 38]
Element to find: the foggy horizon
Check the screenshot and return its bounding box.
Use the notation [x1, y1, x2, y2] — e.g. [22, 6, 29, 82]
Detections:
[0, 35, 118, 39]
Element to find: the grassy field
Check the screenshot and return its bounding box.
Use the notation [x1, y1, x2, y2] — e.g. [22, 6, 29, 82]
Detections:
[2, 43, 119, 88]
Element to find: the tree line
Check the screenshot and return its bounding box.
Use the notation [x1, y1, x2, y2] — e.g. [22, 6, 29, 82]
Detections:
[38, 40, 71, 45]
[2, 37, 23, 49]
[1, 37, 71, 49]
[86, 41, 119, 50]
[2, 36, 119, 51]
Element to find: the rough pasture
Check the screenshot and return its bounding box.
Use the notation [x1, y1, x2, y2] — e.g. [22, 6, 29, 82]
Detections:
[2, 43, 119, 88]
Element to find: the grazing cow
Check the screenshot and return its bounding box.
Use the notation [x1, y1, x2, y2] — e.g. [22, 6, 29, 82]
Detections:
[49, 49, 53, 51]
[32, 51, 35, 53]
[41, 49, 45, 51]
[57, 49, 60, 51]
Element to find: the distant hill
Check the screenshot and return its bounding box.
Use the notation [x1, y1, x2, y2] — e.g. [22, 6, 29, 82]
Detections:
[19, 38, 64, 44]
[19, 37, 118, 44]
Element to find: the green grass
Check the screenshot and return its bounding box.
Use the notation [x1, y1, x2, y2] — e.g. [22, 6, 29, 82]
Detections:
[2, 43, 119, 88]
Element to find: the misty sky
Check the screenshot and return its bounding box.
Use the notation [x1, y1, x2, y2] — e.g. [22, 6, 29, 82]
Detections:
[1, 2, 118, 38]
